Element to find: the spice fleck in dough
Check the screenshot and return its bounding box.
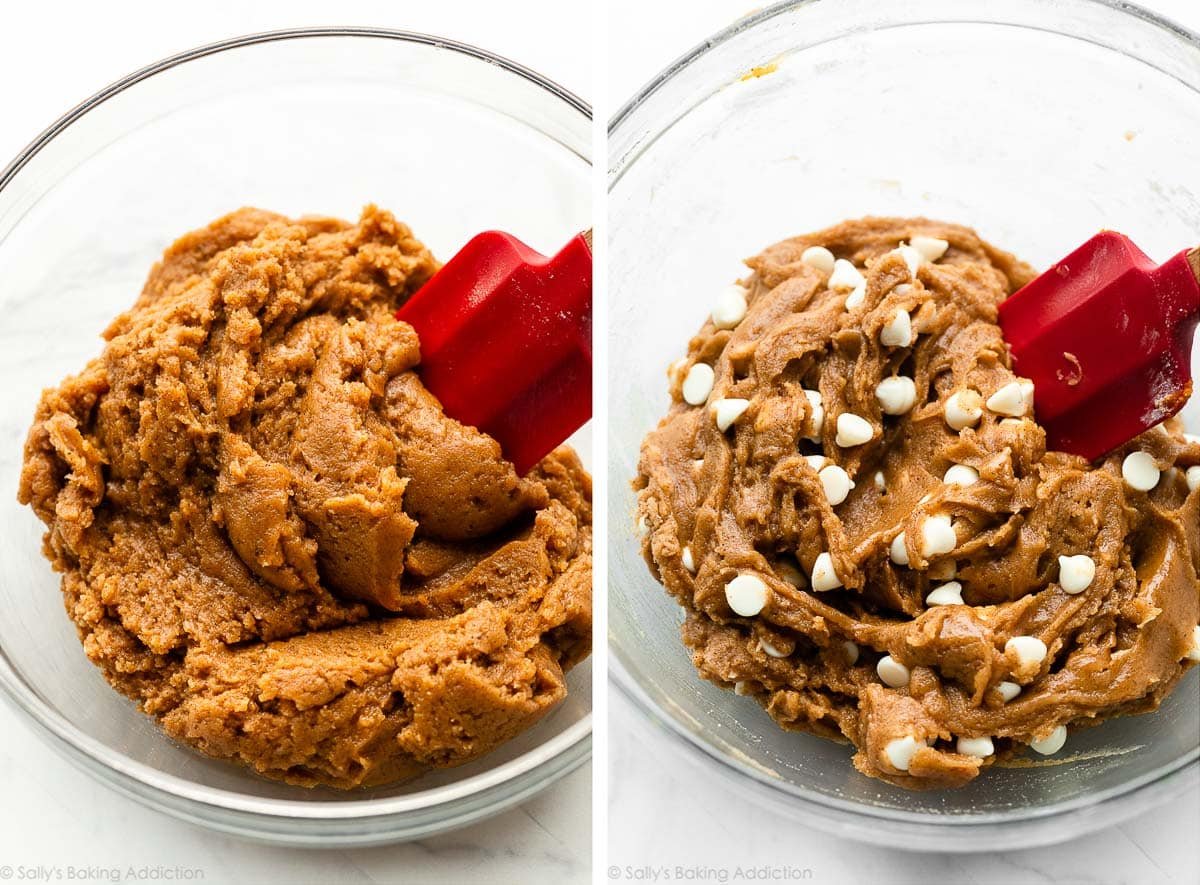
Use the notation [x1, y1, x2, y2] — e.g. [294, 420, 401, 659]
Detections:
[636, 217, 1199, 790]
[19, 206, 591, 789]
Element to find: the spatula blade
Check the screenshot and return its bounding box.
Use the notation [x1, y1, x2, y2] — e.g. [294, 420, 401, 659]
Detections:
[396, 230, 592, 475]
[998, 232, 1199, 460]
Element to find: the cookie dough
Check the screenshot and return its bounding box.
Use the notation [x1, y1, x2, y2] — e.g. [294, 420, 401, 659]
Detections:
[636, 217, 1199, 790]
[19, 206, 591, 789]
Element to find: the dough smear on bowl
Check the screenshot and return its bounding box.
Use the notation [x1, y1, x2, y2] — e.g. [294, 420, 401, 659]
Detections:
[19, 205, 591, 789]
[635, 217, 1199, 790]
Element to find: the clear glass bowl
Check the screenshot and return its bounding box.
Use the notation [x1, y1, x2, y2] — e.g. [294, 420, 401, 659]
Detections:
[0, 28, 591, 847]
[608, 0, 1199, 851]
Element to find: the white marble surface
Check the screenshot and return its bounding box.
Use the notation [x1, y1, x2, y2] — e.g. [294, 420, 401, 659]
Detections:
[0, 2, 590, 883]
[606, 1, 1200, 883]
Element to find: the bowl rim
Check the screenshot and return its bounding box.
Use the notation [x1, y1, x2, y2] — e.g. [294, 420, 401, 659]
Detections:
[606, 0, 1200, 838]
[609, 0, 1200, 179]
[612, 655, 1198, 841]
[0, 25, 592, 824]
[0, 25, 590, 193]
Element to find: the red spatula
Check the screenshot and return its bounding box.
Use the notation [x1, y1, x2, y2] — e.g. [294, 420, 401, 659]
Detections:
[396, 230, 592, 475]
[998, 232, 1200, 460]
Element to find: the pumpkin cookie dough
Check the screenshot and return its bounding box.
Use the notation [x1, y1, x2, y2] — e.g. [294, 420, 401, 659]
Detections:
[19, 206, 591, 789]
[636, 217, 1199, 790]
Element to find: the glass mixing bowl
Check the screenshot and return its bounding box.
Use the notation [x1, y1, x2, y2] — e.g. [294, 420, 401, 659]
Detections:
[609, 0, 1199, 851]
[0, 28, 591, 846]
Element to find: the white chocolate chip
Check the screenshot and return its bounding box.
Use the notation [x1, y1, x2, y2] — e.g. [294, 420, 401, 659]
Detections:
[996, 681, 1022, 702]
[877, 655, 911, 688]
[891, 245, 923, 276]
[884, 735, 921, 771]
[759, 638, 789, 658]
[828, 259, 865, 291]
[844, 284, 867, 310]
[943, 464, 979, 487]
[874, 471, 886, 493]
[910, 235, 949, 262]
[1057, 554, 1096, 594]
[637, 516, 648, 535]
[1029, 725, 1067, 756]
[801, 246, 836, 274]
[1185, 625, 1200, 662]
[835, 413, 874, 447]
[712, 398, 750, 431]
[928, 560, 957, 581]
[1186, 465, 1200, 492]
[956, 736, 994, 758]
[810, 552, 842, 592]
[682, 363, 715, 405]
[945, 389, 984, 431]
[711, 284, 748, 330]
[986, 381, 1029, 417]
[725, 573, 768, 616]
[920, 514, 957, 558]
[1122, 451, 1161, 491]
[733, 681, 750, 696]
[1019, 378, 1035, 412]
[819, 464, 856, 505]
[880, 308, 913, 348]
[805, 454, 829, 471]
[889, 531, 910, 566]
[1006, 635, 1048, 670]
[681, 547, 696, 573]
[843, 641, 860, 665]
[876, 376, 917, 415]
[803, 389, 824, 441]
[925, 581, 964, 606]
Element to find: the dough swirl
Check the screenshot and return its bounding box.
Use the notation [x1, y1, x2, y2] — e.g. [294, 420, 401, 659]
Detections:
[636, 218, 1198, 789]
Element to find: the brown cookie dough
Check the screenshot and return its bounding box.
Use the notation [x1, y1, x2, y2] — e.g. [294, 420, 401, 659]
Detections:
[636, 217, 1199, 790]
[19, 206, 591, 789]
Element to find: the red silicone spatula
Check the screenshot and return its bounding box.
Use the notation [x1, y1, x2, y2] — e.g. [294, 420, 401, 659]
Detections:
[395, 230, 592, 475]
[998, 232, 1200, 460]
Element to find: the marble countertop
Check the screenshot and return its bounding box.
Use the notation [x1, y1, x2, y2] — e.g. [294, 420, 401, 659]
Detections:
[3, 1, 1200, 883]
[0, 2, 590, 883]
